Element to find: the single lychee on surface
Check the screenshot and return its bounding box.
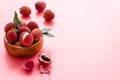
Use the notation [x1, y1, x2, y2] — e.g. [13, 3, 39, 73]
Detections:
[6, 30, 17, 44]
[20, 32, 33, 47]
[35, 1, 46, 12]
[27, 21, 39, 31]
[23, 60, 34, 71]
[38, 53, 52, 65]
[43, 10, 55, 21]
[20, 6, 31, 17]
[31, 28, 42, 41]
[18, 26, 31, 34]
[4, 22, 16, 33]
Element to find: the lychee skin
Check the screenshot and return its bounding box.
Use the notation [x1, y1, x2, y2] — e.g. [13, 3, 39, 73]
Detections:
[27, 21, 39, 31]
[31, 28, 42, 41]
[14, 41, 22, 46]
[4, 22, 16, 33]
[18, 26, 31, 34]
[35, 1, 46, 12]
[20, 20, 27, 26]
[38, 53, 52, 66]
[20, 6, 31, 17]
[20, 32, 33, 47]
[6, 30, 17, 44]
[23, 60, 34, 71]
[43, 10, 55, 21]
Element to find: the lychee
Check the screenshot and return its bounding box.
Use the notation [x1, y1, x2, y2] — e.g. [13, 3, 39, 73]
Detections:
[4, 22, 16, 33]
[14, 41, 22, 46]
[35, 1, 46, 12]
[23, 60, 34, 71]
[27, 21, 39, 31]
[31, 28, 42, 41]
[6, 30, 17, 44]
[20, 20, 27, 26]
[38, 53, 52, 65]
[43, 10, 55, 21]
[18, 26, 31, 34]
[20, 32, 33, 47]
[20, 6, 31, 17]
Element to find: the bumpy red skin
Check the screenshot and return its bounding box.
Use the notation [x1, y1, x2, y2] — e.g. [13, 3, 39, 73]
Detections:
[18, 26, 31, 34]
[4, 22, 16, 33]
[6, 30, 17, 44]
[31, 28, 42, 41]
[24, 60, 34, 71]
[20, 32, 33, 47]
[27, 21, 39, 31]
[14, 41, 22, 46]
[35, 1, 46, 12]
[43, 10, 55, 21]
[20, 6, 31, 17]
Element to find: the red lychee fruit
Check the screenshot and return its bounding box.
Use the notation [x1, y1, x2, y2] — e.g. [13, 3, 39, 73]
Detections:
[27, 21, 39, 31]
[4, 22, 16, 33]
[20, 32, 33, 47]
[20, 20, 27, 26]
[43, 10, 55, 21]
[6, 30, 17, 44]
[20, 6, 31, 17]
[35, 1, 46, 12]
[38, 53, 52, 65]
[18, 26, 31, 34]
[23, 60, 34, 71]
[14, 41, 22, 46]
[31, 28, 42, 41]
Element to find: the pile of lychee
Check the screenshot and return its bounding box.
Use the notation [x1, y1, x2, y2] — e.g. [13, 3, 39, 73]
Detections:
[5, 21, 42, 47]
[20, 1, 55, 21]
[4, 1, 55, 47]
[4, 1, 54, 74]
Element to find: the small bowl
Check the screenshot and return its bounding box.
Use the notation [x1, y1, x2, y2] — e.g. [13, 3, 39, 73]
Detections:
[4, 36, 43, 58]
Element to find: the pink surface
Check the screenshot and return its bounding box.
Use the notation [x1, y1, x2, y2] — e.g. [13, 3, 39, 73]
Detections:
[0, 0, 120, 80]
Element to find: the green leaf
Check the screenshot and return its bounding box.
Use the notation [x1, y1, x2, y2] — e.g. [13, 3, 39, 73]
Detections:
[43, 33, 55, 37]
[13, 11, 21, 28]
[41, 28, 51, 34]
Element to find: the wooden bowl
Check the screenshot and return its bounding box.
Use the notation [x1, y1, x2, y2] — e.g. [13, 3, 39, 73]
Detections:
[4, 36, 43, 58]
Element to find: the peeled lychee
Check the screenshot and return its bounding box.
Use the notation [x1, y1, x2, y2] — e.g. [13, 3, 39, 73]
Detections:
[43, 10, 55, 21]
[20, 32, 33, 47]
[38, 53, 52, 65]
[6, 30, 17, 44]
[20, 6, 31, 17]
[31, 28, 42, 41]
[4, 22, 16, 33]
[18, 26, 31, 34]
[35, 1, 46, 12]
[27, 21, 39, 31]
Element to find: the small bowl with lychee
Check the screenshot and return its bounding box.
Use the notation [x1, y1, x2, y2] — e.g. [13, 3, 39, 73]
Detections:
[4, 12, 54, 58]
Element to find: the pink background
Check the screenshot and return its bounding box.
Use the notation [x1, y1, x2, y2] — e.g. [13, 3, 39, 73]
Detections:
[0, 0, 120, 80]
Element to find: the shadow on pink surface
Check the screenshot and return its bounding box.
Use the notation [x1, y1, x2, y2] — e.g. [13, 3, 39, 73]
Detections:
[36, 11, 43, 16]
[43, 20, 54, 27]
[21, 16, 31, 21]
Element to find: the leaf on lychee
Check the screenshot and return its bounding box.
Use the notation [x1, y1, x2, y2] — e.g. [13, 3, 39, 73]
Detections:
[43, 33, 55, 37]
[13, 11, 21, 28]
[41, 28, 55, 37]
[41, 28, 51, 34]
